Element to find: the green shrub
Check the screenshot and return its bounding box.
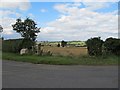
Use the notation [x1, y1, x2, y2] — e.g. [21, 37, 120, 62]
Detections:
[86, 37, 103, 56]
[61, 40, 67, 47]
[104, 37, 120, 55]
[2, 39, 23, 53]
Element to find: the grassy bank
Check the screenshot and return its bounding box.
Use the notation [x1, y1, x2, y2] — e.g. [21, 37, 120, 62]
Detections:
[2, 52, 119, 65]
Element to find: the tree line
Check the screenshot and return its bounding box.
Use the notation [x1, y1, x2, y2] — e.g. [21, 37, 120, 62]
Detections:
[86, 37, 120, 56]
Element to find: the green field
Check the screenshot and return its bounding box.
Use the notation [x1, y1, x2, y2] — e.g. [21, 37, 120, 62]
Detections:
[2, 52, 119, 65]
[37, 41, 86, 47]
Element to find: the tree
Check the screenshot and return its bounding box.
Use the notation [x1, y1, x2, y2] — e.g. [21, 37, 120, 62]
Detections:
[57, 43, 60, 47]
[0, 25, 3, 38]
[104, 37, 120, 55]
[86, 37, 103, 56]
[61, 40, 67, 47]
[12, 18, 40, 49]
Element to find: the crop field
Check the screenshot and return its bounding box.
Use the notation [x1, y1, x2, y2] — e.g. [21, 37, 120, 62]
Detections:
[41, 46, 88, 56]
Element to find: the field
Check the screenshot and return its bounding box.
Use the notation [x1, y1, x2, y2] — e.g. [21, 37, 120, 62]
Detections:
[2, 41, 119, 65]
[37, 41, 86, 47]
[41, 46, 87, 56]
[2, 46, 119, 65]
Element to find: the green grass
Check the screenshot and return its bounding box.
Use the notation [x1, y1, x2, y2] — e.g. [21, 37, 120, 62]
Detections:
[2, 52, 119, 65]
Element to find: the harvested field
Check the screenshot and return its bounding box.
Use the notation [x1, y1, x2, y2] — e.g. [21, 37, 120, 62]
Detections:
[41, 46, 88, 56]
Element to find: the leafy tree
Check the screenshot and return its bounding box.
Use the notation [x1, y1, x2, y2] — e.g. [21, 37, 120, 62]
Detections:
[12, 18, 40, 49]
[61, 40, 67, 47]
[86, 37, 103, 56]
[0, 25, 3, 32]
[57, 43, 60, 47]
[104, 37, 120, 55]
[0, 25, 3, 38]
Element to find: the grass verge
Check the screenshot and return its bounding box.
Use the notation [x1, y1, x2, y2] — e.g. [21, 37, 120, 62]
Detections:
[2, 52, 119, 65]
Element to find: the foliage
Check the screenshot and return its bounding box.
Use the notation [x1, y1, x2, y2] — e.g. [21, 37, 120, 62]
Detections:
[42, 50, 52, 56]
[0, 25, 3, 32]
[86, 37, 103, 56]
[2, 39, 23, 53]
[0, 25, 3, 38]
[104, 37, 120, 55]
[67, 41, 86, 47]
[61, 40, 67, 47]
[12, 18, 40, 49]
[57, 43, 60, 47]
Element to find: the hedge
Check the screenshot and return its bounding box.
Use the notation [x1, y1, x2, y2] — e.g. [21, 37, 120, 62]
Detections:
[2, 39, 23, 53]
[86, 37, 103, 56]
[104, 37, 120, 55]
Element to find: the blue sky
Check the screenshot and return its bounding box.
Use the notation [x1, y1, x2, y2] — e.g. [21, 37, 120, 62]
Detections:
[0, 1, 118, 41]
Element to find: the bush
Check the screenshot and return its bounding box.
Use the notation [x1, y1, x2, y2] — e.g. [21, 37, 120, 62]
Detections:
[2, 39, 23, 53]
[86, 37, 103, 56]
[104, 37, 120, 55]
[61, 40, 67, 47]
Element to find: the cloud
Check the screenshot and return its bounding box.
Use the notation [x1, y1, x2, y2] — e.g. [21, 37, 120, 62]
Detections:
[0, 9, 22, 35]
[0, 10, 21, 17]
[40, 9, 47, 13]
[83, 2, 110, 10]
[73, 0, 119, 2]
[0, 17, 16, 35]
[0, 0, 31, 37]
[54, 3, 83, 14]
[0, 0, 31, 11]
[38, 2, 118, 41]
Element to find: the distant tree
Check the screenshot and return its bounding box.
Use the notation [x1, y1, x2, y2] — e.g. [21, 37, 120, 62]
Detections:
[61, 40, 67, 47]
[12, 18, 40, 49]
[0, 25, 3, 32]
[86, 37, 103, 56]
[57, 43, 60, 47]
[0, 25, 3, 38]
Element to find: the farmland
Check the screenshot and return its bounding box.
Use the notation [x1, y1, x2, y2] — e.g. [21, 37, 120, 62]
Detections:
[37, 41, 86, 47]
[37, 41, 87, 56]
[2, 40, 119, 65]
[41, 46, 87, 56]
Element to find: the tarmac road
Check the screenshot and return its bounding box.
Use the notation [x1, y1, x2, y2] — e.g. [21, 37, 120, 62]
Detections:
[2, 60, 118, 88]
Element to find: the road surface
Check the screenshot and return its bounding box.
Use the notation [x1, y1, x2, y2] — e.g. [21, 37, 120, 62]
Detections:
[2, 60, 118, 88]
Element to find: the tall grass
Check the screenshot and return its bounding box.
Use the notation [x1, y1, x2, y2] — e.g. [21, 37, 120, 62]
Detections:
[2, 52, 119, 65]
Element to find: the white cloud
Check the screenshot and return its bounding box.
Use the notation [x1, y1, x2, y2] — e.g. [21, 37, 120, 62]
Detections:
[0, 17, 16, 35]
[0, 10, 21, 17]
[83, 2, 110, 10]
[0, 0, 31, 37]
[73, 0, 119, 2]
[40, 9, 47, 13]
[0, 0, 31, 11]
[38, 2, 118, 41]
[0, 9, 22, 35]
[54, 3, 82, 14]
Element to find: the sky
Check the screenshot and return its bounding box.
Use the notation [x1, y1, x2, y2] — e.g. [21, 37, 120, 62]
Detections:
[0, 0, 119, 41]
